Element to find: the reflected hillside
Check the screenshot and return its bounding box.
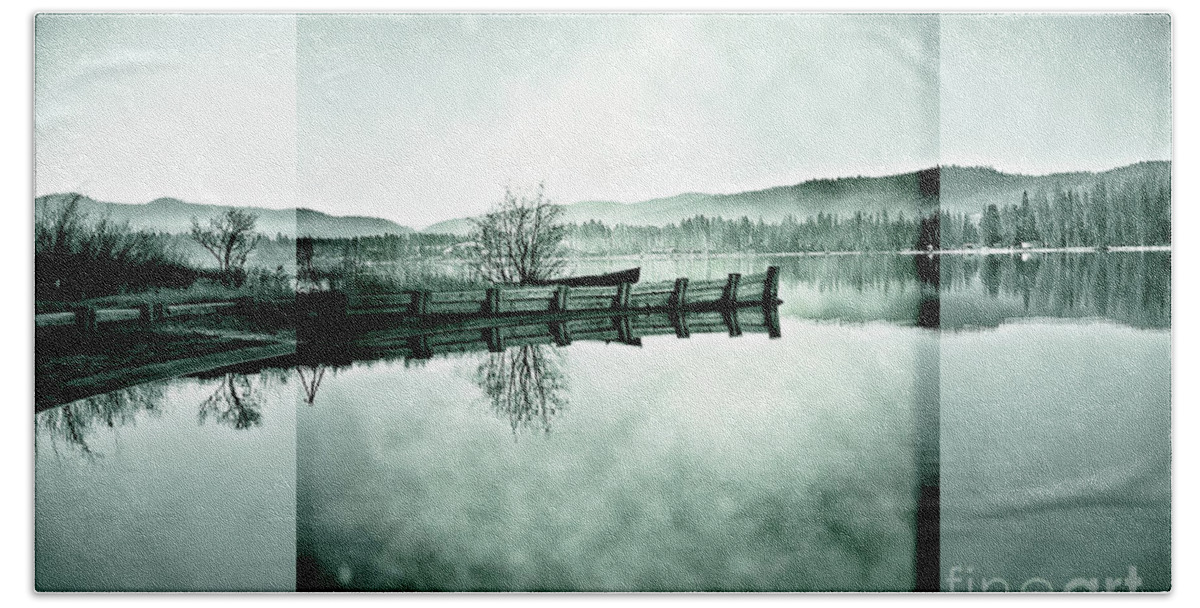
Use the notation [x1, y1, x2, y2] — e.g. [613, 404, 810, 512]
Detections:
[760, 251, 1166, 330]
[940, 251, 1169, 330]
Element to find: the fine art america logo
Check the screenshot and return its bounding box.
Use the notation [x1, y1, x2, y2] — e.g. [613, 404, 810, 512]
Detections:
[946, 566, 1144, 592]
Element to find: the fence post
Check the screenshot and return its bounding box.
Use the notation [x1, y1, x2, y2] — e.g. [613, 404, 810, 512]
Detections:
[550, 321, 571, 346]
[763, 305, 781, 339]
[722, 308, 742, 337]
[722, 273, 741, 306]
[408, 290, 430, 316]
[614, 315, 633, 344]
[551, 285, 569, 312]
[762, 266, 780, 305]
[73, 306, 96, 334]
[408, 334, 431, 359]
[484, 327, 504, 352]
[613, 282, 631, 309]
[669, 278, 688, 309]
[137, 303, 159, 326]
[484, 288, 501, 314]
[671, 309, 690, 339]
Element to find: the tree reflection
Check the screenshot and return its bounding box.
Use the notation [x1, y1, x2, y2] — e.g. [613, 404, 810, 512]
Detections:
[198, 373, 263, 429]
[296, 364, 327, 405]
[939, 251, 1170, 328]
[35, 383, 166, 460]
[475, 345, 568, 435]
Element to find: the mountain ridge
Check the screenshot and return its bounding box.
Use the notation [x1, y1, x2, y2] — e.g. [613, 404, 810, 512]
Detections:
[34, 194, 415, 239]
[37, 161, 1169, 238]
[423, 161, 1170, 235]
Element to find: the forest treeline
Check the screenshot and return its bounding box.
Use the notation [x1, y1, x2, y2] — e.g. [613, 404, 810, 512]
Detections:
[940, 178, 1171, 250]
[567, 177, 1170, 254]
[317, 172, 1170, 263]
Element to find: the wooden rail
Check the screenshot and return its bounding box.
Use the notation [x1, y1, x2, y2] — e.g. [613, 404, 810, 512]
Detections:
[305, 267, 781, 330]
[295, 267, 782, 363]
[35, 299, 277, 333]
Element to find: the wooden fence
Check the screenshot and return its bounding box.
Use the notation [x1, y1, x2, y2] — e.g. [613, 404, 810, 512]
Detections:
[35, 268, 780, 336]
[35, 300, 268, 333]
[299, 267, 780, 328]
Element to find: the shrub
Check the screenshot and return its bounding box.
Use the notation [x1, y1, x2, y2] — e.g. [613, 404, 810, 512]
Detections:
[35, 195, 197, 301]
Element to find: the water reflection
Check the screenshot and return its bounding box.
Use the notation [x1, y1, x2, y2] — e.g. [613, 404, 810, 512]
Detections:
[295, 317, 925, 591]
[34, 250, 1171, 591]
[267, 251, 1167, 444]
[296, 365, 326, 405]
[35, 372, 297, 591]
[940, 251, 1169, 330]
[36, 371, 288, 463]
[294, 306, 779, 412]
[740, 251, 1168, 329]
[476, 345, 568, 435]
[198, 373, 265, 429]
[36, 383, 167, 460]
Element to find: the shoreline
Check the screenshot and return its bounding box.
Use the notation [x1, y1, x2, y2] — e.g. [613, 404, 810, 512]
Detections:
[563, 245, 1172, 262]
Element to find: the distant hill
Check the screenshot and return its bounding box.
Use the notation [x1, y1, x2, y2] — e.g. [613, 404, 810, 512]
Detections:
[939, 160, 1171, 216]
[419, 161, 1170, 234]
[421, 175, 936, 236]
[295, 208, 414, 239]
[33, 194, 414, 239]
[422, 217, 476, 236]
[38, 161, 1170, 240]
[562, 172, 937, 227]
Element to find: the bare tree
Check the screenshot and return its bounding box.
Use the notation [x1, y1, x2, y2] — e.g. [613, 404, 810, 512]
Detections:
[466, 183, 567, 284]
[190, 209, 262, 285]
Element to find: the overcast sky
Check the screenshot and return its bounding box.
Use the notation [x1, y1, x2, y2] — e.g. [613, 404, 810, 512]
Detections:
[940, 14, 1171, 175]
[36, 14, 1170, 228]
[35, 15, 297, 212]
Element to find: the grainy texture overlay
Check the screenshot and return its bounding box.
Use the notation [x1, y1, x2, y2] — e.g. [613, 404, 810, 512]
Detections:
[34, 13, 1170, 592]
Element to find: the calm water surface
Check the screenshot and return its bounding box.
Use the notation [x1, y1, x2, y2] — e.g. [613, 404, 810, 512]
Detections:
[35, 252, 1170, 591]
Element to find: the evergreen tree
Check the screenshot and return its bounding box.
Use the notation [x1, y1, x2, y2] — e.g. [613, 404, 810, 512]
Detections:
[981, 204, 1003, 247]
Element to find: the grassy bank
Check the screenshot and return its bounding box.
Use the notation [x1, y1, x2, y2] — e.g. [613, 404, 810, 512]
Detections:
[35, 301, 296, 412]
[35, 272, 293, 315]
[306, 258, 487, 292]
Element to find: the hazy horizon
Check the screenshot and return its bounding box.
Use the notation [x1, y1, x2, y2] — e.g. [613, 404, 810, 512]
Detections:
[36, 157, 1172, 233]
[36, 14, 1171, 228]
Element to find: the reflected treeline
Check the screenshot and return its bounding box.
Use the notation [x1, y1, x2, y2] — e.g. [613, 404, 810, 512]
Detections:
[939, 251, 1170, 330]
[772, 254, 922, 295]
[292, 307, 778, 411]
[290, 346, 572, 435]
[191, 367, 291, 427]
[296, 365, 326, 405]
[198, 373, 264, 429]
[475, 345, 568, 435]
[760, 251, 1168, 330]
[35, 383, 167, 460]
[36, 371, 288, 462]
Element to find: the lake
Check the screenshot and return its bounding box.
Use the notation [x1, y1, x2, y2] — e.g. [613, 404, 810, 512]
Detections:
[34, 251, 1171, 591]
